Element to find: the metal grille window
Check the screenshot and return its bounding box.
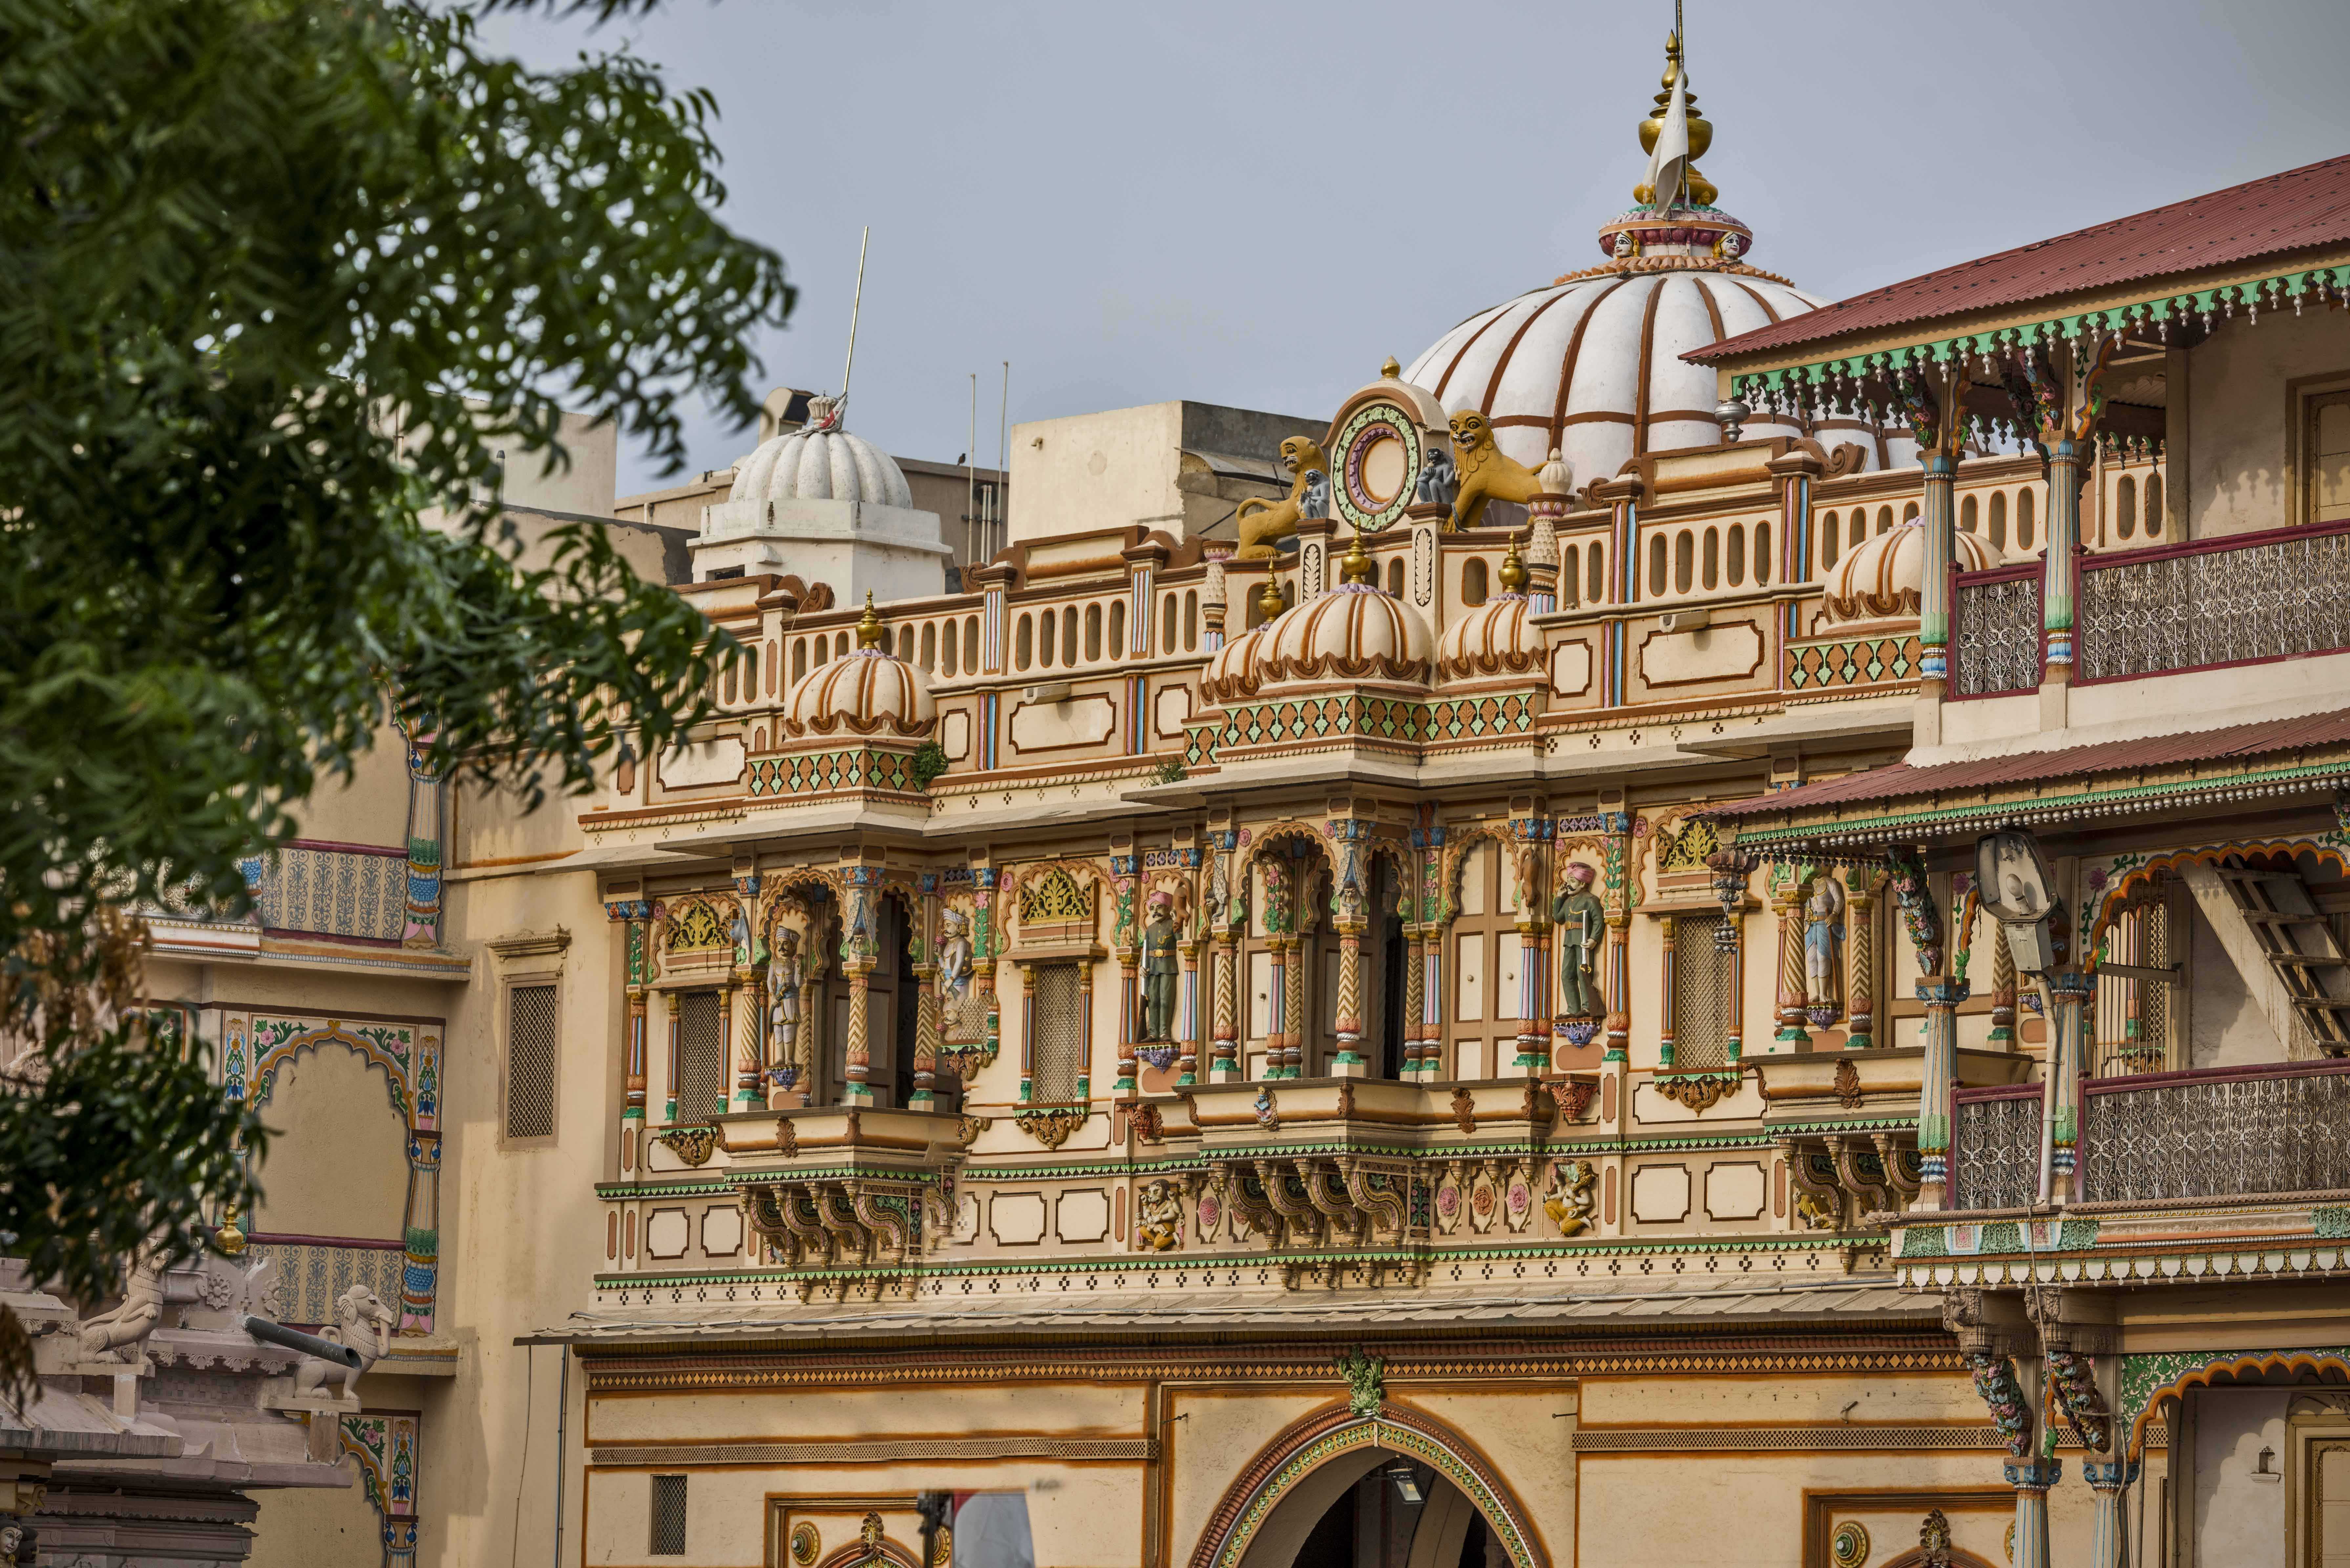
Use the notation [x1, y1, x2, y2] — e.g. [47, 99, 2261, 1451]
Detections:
[1952, 571, 2040, 696]
[2093, 901, 2175, 1077]
[1668, 912, 1731, 1072]
[650, 1474, 687, 1556]
[504, 983, 558, 1140]
[2078, 527, 2350, 682]
[1951, 1091, 2041, 1211]
[674, 991, 725, 1123]
[1030, 963, 1085, 1102]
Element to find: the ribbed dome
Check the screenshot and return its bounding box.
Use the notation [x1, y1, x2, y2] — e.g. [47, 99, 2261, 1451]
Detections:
[730, 396, 913, 509]
[1249, 548, 1432, 690]
[1405, 268, 1875, 484]
[1438, 594, 1544, 681]
[1823, 519, 2006, 625]
[780, 598, 935, 739]
[1200, 622, 1268, 707]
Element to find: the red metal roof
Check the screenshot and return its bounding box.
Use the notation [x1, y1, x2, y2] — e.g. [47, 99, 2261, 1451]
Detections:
[1688, 155, 2350, 364]
[1709, 709, 2350, 819]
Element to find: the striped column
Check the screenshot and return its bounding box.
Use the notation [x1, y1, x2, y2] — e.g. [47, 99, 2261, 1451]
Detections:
[1916, 977, 1969, 1209]
[2083, 1459, 2139, 1568]
[2044, 971, 2096, 1203]
[1177, 938, 1201, 1086]
[2044, 438, 2082, 672]
[2004, 1461, 2060, 1568]
[1658, 916, 1680, 1070]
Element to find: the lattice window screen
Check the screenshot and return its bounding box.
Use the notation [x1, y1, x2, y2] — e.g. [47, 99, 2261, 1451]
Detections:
[650, 1474, 687, 1556]
[1031, 963, 1085, 1102]
[1670, 912, 1731, 1071]
[505, 983, 558, 1140]
[675, 991, 725, 1122]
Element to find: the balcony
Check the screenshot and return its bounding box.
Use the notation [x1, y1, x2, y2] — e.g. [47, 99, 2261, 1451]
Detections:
[1896, 1058, 2350, 1289]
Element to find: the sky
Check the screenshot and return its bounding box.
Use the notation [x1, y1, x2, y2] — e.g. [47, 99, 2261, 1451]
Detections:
[479, 0, 2350, 497]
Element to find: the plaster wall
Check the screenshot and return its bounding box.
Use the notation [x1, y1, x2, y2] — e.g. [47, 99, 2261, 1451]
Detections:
[2186, 896, 2286, 1067]
[290, 741, 413, 848]
[2191, 1385, 2289, 1566]
[249, 1044, 411, 1239]
[1577, 1369, 1983, 1425]
[2188, 305, 2350, 538]
[1008, 402, 1322, 547]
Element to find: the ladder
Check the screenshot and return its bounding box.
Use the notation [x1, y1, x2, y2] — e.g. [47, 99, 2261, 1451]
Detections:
[2211, 860, 2350, 1056]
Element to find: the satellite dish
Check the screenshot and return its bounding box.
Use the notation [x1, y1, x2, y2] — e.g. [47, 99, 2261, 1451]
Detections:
[1975, 829, 2060, 973]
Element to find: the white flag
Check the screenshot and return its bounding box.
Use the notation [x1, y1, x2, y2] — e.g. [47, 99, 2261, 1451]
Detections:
[1644, 60, 1691, 210]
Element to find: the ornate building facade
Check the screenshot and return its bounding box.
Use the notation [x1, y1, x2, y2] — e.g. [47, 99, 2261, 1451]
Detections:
[21, 31, 2350, 1568]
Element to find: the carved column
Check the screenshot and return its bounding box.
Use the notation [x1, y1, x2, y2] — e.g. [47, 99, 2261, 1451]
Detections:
[399, 730, 444, 949]
[1602, 912, 1630, 1064]
[1711, 857, 1747, 1068]
[2006, 1460, 2060, 1568]
[1918, 447, 1958, 695]
[1210, 930, 1240, 1083]
[1262, 938, 1289, 1080]
[1017, 960, 1038, 1102]
[1202, 547, 1230, 652]
[1114, 941, 1140, 1096]
[732, 968, 765, 1111]
[1988, 927, 2018, 1047]
[1844, 872, 1877, 1050]
[2043, 971, 2096, 1204]
[2083, 1459, 2139, 1568]
[661, 990, 682, 1123]
[973, 866, 1001, 1075]
[841, 957, 875, 1106]
[1513, 915, 1549, 1073]
[1282, 935, 1308, 1078]
[1177, 936, 1202, 1086]
[623, 984, 647, 1165]
[1075, 961, 1096, 1102]
[1332, 917, 1368, 1077]
[911, 961, 940, 1111]
[1917, 976, 1969, 1210]
[1657, 914, 1680, 1071]
[1773, 880, 1810, 1047]
[2044, 435, 2084, 679]
[1400, 929, 1427, 1079]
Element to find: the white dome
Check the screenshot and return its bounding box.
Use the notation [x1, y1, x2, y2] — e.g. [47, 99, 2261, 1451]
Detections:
[1438, 594, 1544, 682]
[1248, 547, 1432, 691]
[780, 598, 935, 739]
[1823, 518, 2006, 626]
[1405, 266, 1894, 485]
[730, 397, 913, 509]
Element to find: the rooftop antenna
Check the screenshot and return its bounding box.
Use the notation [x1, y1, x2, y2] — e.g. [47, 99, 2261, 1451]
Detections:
[966, 372, 978, 569]
[838, 225, 870, 416]
[996, 360, 1010, 554]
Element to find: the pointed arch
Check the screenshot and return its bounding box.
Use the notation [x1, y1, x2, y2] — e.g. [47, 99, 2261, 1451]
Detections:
[1187, 1400, 1544, 1568]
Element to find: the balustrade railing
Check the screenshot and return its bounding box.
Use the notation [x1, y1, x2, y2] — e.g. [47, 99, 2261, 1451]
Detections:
[1949, 1083, 2042, 1210]
[1947, 1059, 2350, 1212]
[1950, 563, 2041, 698]
[256, 841, 412, 944]
[247, 1234, 408, 1329]
[2078, 1057, 2350, 1203]
[2077, 517, 2350, 684]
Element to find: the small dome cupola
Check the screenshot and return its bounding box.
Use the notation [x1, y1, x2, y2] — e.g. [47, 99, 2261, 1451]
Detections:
[731, 395, 914, 509]
[1248, 538, 1432, 691]
[1438, 534, 1546, 682]
[1823, 518, 2006, 629]
[780, 593, 936, 739]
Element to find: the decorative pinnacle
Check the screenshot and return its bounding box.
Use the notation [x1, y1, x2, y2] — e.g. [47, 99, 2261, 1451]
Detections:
[1341, 533, 1377, 586]
[855, 591, 885, 649]
[1256, 574, 1286, 623]
[1498, 532, 1528, 594]
[1380, 355, 1402, 380]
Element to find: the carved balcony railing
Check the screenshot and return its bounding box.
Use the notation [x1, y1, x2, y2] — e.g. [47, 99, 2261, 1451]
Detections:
[1950, 563, 2041, 698]
[2078, 1058, 2350, 1203]
[246, 1233, 408, 1330]
[255, 841, 413, 943]
[1948, 1059, 2350, 1212]
[2077, 517, 2350, 684]
[1948, 1083, 2043, 1212]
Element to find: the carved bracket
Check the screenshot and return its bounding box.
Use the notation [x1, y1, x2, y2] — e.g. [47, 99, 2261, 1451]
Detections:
[1014, 1106, 1088, 1150]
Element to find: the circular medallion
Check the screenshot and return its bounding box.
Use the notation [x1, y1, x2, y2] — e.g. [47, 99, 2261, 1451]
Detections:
[1829, 1520, 1869, 1568]
[1332, 400, 1425, 534]
[790, 1522, 820, 1566]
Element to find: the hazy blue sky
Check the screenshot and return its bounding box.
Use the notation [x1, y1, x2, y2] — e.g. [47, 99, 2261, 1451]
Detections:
[482, 1, 2350, 496]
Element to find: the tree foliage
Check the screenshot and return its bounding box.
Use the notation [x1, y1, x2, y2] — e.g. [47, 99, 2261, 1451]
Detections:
[0, 0, 789, 1393]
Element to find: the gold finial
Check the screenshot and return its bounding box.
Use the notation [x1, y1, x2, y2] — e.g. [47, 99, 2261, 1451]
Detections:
[1341, 533, 1377, 586]
[1255, 574, 1286, 623]
[855, 591, 885, 650]
[1634, 26, 1716, 208]
[1380, 355, 1401, 380]
[215, 1204, 247, 1257]
[1498, 531, 1528, 594]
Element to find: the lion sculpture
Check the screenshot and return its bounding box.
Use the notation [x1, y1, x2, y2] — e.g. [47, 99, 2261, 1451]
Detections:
[293, 1283, 398, 1403]
[1444, 410, 1547, 532]
[1233, 435, 1330, 560]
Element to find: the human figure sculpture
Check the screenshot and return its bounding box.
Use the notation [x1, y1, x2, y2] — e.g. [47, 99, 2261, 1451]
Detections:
[1543, 1159, 1598, 1236]
[1135, 1179, 1182, 1252]
[1416, 444, 1458, 506]
[1804, 876, 1845, 1008]
[77, 1244, 167, 1362]
[766, 927, 801, 1083]
[1298, 468, 1331, 523]
[1551, 861, 1605, 1019]
[1141, 896, 1179, 1043]
[292, 1283, 397, 1403]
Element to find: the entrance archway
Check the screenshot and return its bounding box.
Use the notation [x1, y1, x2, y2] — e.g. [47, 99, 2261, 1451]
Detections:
[1189, 1404, 1542, 1568]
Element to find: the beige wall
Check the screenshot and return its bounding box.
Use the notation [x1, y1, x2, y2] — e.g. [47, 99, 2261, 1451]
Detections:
[2187, 305, 2350, 537]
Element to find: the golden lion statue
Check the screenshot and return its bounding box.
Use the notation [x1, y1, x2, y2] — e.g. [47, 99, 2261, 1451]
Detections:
[1445, 410, 1546, 531]
[1233, 435, 1329, 560]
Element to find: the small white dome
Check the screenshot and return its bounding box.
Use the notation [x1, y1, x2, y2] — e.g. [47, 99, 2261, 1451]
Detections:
[1823, 518, 2006, 625]
[780, 598, 935, 739]
[1250, 544, 1432, 691]
[1200, 623, 1268, 708]
[1438, 595, 1544, 681]
[730, 396, 913, 509]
